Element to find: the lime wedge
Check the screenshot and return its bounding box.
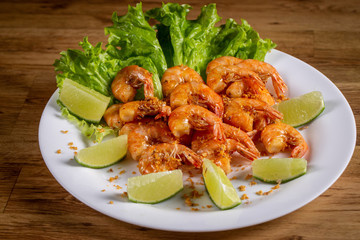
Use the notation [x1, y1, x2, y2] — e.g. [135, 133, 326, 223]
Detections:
[274, 91, 325, 127]
[127, 170, 183, 204]
[202, 158, 241, 210]
[59, 78, 111, 123]
[252, 158, 307, 183]
[74, 135, 127, 168]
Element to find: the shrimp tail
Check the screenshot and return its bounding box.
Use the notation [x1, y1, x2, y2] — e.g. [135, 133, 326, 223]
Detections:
[229, 140, 259, 160]
[213, 123, 226, 141]
[214, 104, 224, 118]
[272, 72, 288, 99]
[291, 142, 308, 158]
[143, 74, 155, 99]
[182, 150, 203, 168]
[155, 105, 171, 120]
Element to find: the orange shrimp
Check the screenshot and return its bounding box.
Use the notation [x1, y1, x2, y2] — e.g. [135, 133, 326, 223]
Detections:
[223, 123, 260, 160]
[170, 82, 224, 118]
[168, 104, 225, 140]
[260, 122, 308, 158]
[138, 143, 202, 174]
[119, 97, 171, 123]
[206, 56, 243, 75]
[161, 65, 204, 98]
[223, 97, 283, 132]
[103, 103, 123, 129]
[124, 119, 177, 161]
[237, 59, 288, 99]
[191, 130, 231, 174]
[206, 65, 274, 105]
[111, 65, 154, 103]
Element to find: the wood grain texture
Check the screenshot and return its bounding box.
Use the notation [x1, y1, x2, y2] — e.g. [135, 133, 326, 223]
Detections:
[0, 0, 359, 239]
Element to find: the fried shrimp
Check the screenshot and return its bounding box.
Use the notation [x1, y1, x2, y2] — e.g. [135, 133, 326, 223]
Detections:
[223, 123, 260, 160]
[168, 104, 225, 140]
[138, 143, 202, 174]
[111, 65, 154, 103]
[223, 97, 283, 132]
[191, 130, 231, 174]
[103, 103, 123, 129]
[260, 122, 308, 158]
[161, 65, 204, 98]
[206, 56, 243, 75]
[170, 82, 224, 118]
[124, 119, 177, 161]
[119, 97, 171, 123]
[237, 59, 288, 99]
[206, 65, 274, 105]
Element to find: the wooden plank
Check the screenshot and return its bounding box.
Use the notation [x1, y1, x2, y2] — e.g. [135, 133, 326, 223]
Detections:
[0, 167, 21, 212]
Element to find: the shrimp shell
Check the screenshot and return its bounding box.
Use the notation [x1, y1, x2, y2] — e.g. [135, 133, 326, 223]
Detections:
[223, 123, 260, 160]
[138, 143, 202, 174]
[206, 65, 274, 105]
[111, 65, 154, 103]
[237, 59, 288, 99]
[119, 97, 171, 123]
[170, 82, 224, 118]
[103, 103, 123, 129]
[124, 119, 177, 161]
[168, 104, 225, 140]
[260, 122, 308, 158]
[223, 97, 283, 132]
[161, 65, 204, 98]
[206, 56, 243, 75]
[191, 130, 231, 174]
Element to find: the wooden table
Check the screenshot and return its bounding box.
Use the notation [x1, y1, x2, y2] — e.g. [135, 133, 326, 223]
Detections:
[1, 0, 359, 239]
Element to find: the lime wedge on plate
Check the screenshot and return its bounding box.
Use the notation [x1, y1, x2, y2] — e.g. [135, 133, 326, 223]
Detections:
[74, 135, 127, 168]
[127, 170, 183, 204]
[274, 91, 325, 127]
[252, 158, 307, 183]
[202, 158, 241, 210]
[59, 78, 111, 123]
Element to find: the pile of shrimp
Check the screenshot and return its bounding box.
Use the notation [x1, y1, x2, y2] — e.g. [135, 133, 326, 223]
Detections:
[104, 58, 308, 175]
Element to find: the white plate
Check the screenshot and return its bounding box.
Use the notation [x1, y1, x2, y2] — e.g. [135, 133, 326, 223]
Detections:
[39, 50, 356, 232]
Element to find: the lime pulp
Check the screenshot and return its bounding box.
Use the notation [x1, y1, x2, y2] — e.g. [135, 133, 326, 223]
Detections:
[74, 135, 128, 168]
[127, 170, 183, 204]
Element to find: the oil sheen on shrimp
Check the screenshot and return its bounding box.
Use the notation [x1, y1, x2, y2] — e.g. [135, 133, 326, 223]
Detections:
[170, 81, 224, 118]
[206, 56, 243, 75]
[161, 65, 204, 98]
[223, 123, 260, 160]
[260, 122, 308, 158]
[191, 130, 231, 174]
[103, 103, 123, 129]
[168, 104, 225, 140]
[237, 59, 288, 99]
[138, 143, 202, 174]
[124, 119, 177, 161]
[119, 97, 171, 123]
[111, 65, 154, 103]
[206, 65, 274, 105]
[223, 97, 283, 132]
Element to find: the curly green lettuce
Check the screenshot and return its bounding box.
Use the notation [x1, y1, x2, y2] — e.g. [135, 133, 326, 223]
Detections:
[146, 3, 276, 79]
[54, 37, 121, 97]
[105, 3, 167, 80]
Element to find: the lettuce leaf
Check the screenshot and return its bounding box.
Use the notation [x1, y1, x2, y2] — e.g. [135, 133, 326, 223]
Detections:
[105, 3, 167, 78]
[146, 3, 276, 79]
[54, 37, 121, 97]
[146, 3, 221, 78]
